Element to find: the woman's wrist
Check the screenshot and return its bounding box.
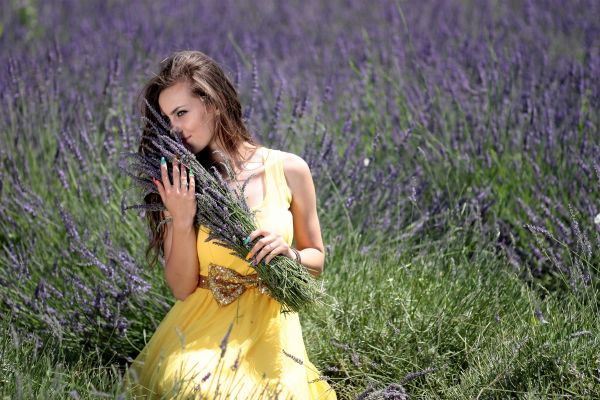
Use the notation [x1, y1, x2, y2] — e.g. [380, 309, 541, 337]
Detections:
[290, 247, 302, 265]
[171, 217, 194, 232]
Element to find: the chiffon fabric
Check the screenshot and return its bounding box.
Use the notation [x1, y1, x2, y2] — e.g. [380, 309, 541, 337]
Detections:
[125, 148, 337, 399]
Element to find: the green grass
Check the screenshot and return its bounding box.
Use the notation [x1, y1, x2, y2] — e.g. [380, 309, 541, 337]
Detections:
[2, 211, 598, 399]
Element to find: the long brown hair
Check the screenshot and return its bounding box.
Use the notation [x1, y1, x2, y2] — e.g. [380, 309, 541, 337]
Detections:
[136, 50, 260, 267]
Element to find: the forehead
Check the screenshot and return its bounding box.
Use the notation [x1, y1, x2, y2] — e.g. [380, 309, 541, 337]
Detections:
[158, 80, 193, 112]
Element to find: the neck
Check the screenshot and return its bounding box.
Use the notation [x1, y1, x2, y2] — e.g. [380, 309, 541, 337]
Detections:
[206, 141, 262, 181]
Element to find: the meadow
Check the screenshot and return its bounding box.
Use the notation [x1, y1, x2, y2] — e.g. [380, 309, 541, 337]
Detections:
[0, 0, 599, 398]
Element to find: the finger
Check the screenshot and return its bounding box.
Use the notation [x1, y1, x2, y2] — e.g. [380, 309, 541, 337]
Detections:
[152, 177, 166, 203]
[247, 229, 267, 244]
[254, 239, 278, 265]
[180, 163, 188, 191]
[245, 229, 260, 253]
[160, 157, 172, 189]
[264, 245, 287, 266]
[246, 231, 271, 260]
[172, 157, 181, 191]
[188, 169, 195, 194]
[256, 241, 280, 265]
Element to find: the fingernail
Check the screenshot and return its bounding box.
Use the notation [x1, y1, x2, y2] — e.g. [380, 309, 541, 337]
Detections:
[250, 259, 256, 266]
[190, 170, 194, 177]
[243, 236, 250, 245]
[161, 157, 166, 165]
[245, 252, 253, 260]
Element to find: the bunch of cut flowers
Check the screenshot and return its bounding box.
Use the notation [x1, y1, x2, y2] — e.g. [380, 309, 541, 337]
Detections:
[119, 102, 324, 313]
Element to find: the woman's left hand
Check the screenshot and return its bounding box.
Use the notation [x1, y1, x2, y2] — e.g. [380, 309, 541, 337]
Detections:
[245, 229, 294, 266]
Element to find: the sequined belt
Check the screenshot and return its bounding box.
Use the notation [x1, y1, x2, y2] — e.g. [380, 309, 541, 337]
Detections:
[198, 263, 272, 306]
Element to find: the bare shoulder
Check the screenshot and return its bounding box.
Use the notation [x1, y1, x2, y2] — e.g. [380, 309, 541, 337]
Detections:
[281, 151, 313, 196]
[280, 151, 311, 185]
[280, 151, 309, 172]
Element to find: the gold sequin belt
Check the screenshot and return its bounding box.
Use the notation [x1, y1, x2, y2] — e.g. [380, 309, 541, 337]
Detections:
[197, 263, 272, 306]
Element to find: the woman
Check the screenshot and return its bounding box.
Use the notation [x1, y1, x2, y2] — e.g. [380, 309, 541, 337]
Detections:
[125, 50, 337, 399]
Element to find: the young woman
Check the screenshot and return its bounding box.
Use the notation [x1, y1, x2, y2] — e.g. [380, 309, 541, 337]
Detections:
[125, 50, 337, 399]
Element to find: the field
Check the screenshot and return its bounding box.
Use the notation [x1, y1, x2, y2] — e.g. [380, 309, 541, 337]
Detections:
[1, 0, 599, 398]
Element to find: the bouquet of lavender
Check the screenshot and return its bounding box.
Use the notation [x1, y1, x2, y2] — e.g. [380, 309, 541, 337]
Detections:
[119, 103, 324, 313]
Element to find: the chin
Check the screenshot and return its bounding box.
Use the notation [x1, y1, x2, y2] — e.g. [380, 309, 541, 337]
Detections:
[183, 142, 194, 151]
[183, 140, 200, 153]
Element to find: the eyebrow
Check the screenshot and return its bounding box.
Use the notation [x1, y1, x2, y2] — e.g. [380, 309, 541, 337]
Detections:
[164, 105, 186, 117]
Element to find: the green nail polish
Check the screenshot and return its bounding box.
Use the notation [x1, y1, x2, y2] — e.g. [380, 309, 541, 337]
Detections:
[161, 156, 166, 165]
[190, 170, 194, 177]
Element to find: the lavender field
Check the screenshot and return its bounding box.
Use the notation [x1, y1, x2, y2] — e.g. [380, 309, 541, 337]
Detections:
[1, 0, 599, 398]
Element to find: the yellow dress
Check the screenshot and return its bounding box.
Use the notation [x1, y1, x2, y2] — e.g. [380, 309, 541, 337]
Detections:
[125, 148, 337, 399]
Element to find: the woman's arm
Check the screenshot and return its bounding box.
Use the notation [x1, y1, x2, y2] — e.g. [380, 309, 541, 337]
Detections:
[153, 158, 199, 302]
[162, 209, 199, 301]
[284, 153, 325, 277]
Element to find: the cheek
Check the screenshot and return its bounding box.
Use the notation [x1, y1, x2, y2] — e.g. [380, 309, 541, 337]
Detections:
[207, 114, 218, 131]
[198, 116, 215, 135]
[193, 112, 208, 129]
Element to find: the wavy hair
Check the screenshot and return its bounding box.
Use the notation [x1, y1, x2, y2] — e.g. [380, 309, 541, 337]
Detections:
[136, 50, 260, 267]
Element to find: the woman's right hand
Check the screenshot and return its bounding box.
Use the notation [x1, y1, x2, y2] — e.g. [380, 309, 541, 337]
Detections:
[152, 156, 197, 230]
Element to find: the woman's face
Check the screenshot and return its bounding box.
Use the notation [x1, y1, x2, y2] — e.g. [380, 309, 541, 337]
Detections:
[158, 79, 218, 154]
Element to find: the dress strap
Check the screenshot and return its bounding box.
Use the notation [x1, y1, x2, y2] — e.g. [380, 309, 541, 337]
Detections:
[268, 149, 292, 205]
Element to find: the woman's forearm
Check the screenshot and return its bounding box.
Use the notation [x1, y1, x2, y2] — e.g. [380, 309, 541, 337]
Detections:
[164, 223, 199, 301]
[297, 247, 324, 277]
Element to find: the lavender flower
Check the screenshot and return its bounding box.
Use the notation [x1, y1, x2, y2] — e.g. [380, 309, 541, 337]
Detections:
[119, 102, 324, 313]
